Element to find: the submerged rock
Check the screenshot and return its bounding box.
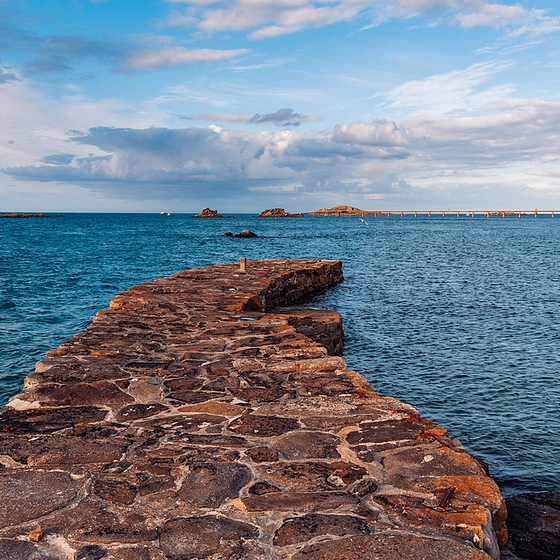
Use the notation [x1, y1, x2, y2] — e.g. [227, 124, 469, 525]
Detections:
[234, 230, 258, 238]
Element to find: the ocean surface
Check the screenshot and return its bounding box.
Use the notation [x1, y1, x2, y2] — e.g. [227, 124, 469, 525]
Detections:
[1, 212, 559, 496]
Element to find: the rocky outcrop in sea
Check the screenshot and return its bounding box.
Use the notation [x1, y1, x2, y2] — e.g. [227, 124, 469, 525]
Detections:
[193, 208, 223, 218]
[258, 208, 304, 217]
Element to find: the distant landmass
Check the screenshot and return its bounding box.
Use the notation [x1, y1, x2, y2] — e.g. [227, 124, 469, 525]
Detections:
[193, 208, 224, 218]
[0, 213, 52, 219]
[258, 208, 303, 217]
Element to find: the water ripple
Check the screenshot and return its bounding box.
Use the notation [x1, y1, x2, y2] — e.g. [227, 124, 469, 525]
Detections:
[1, 213, 559, 494]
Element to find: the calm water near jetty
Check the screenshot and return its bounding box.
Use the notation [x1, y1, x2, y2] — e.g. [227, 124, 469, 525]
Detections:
[1, 213, 559, 495]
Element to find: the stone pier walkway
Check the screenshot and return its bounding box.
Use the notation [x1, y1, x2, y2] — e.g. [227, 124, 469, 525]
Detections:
[0, 259, 506, 560]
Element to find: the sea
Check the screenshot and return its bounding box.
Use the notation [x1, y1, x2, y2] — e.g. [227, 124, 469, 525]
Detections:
[1, 212, 559, 496]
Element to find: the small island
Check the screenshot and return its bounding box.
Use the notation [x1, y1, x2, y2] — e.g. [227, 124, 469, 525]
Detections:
[258, 208, 304, 217]
[193, 207, 223, 218]
[0, 213, 52, 219]
[310, 205, 364, 216]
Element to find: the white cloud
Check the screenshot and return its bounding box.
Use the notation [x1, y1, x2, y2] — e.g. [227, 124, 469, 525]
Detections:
[456, 3, 528, 28]
[180, 108, 322, 126]
[127, 47, 250, 70]
[163, 0, 560, 39]
[379, 61, 515, 116]
[4, 97, 560, 208]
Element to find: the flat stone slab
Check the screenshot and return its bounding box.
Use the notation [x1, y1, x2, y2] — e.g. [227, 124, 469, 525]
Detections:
[0, 259, 506, 559]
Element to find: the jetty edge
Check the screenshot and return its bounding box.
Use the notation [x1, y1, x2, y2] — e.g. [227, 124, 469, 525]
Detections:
[0, 259, 506, 560]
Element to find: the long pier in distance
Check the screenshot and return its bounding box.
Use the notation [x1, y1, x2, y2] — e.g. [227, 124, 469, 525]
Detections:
[307, 205, 559, 218]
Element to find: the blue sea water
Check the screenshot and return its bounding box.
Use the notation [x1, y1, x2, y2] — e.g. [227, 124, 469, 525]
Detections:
[1, 212, 559, 495]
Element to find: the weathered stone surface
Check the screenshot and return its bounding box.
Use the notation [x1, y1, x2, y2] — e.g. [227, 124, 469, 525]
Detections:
[273, 430, 341, 459]
[293, 533, 492, 559]
[505, 492, 560, 560]
[228, 412, 300, 436]
[273, 513, 374, 545]
[160, 516, 259, 559]
[178, 462, 252, 508]
[0, 471, 82, 527]
[245, 446, 279, 462]
[0, 259, 506, 559]
[0, 538, 59, 560]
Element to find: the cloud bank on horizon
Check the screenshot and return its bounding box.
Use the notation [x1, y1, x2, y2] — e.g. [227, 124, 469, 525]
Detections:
[0, 0, 559, 211]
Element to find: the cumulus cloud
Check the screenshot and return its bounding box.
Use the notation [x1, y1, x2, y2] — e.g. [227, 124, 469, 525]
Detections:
[127, 47, 250, 70]
[4, 99, 560, 203]
[179, 108, 322, 126]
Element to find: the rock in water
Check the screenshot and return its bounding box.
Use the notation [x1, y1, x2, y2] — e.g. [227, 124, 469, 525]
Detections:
[234, 230, 258, 238]
[505, 492, 560, 559]
[258, 208, 303, 217]
[194, 208, 223, 218]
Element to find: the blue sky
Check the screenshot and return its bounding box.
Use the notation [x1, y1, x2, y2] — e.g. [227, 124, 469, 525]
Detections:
[1, 0, 560, 212]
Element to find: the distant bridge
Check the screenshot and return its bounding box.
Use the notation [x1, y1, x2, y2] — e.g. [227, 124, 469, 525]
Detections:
[307, 209, 559, 218]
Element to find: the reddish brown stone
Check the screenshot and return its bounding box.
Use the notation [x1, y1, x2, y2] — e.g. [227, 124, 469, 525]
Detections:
[245, 446, 279, 463]
[228, 413, 300, 437]
[273, 431, 341, 459]
[242, 491, 360, 512]
[0, 539, 58, 560]
[346, 419, 436, 445]
[137, 414, 225, 433]
[0, 471, 83, 528]
[115, 403, 169, 421]
[248, 481, 281, 495]
[178, 462, 252, 508]
[261, 461, 367, 492]
[228, 387, 296, 402]
[32, 381, 134, 408]
[0, 406, 107, 434]
[93, 477, 137, 504]
[0, 436, 126, 465]
[274, 513, 374, 546]
[160, 516, 259, 560]
[77, 524, 157, 544]
[293, 534, 492, 559]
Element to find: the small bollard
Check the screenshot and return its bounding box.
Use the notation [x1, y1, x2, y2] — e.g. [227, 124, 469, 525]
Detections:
[239, 257, 247, 273]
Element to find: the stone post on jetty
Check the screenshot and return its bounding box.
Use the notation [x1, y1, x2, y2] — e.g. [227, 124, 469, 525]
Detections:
[0, 259, 506, 560]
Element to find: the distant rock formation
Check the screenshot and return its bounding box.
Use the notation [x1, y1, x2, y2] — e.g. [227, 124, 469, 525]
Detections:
[234, 230, 258, 238]
[194, 208, 223, 218]
[258, 208, 303, 217]
[311, 205, 363, 215]
[0, 213, 52, 218]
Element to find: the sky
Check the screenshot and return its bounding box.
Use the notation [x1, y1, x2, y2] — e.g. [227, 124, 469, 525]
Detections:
[1, 0, 560, 212]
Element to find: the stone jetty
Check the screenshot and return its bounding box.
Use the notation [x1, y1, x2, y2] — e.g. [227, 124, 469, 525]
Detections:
[0, 259, 506, 560]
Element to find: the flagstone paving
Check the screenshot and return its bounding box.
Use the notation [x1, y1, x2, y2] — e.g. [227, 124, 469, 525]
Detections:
[0, 259, 506, 560]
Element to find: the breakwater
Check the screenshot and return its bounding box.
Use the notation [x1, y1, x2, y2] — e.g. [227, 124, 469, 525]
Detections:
[0, 259, 506, 559]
